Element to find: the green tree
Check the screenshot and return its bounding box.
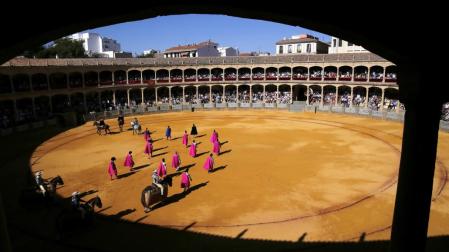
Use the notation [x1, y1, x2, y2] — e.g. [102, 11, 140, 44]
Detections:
[22, 38, 87, 58]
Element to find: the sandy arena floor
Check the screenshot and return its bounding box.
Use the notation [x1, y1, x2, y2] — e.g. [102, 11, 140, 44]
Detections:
[30, 110, 449, 241]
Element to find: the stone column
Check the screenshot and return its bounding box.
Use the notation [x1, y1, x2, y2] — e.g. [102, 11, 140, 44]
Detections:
[365, 87, 369, 108]
[350, 87, 354, 107]
[141, 88, 145, 104]
[306, 85, 310, 105]
[320, 85, 324, 106]
[335, 86, 339, 106]
[380, 88, 385, 111]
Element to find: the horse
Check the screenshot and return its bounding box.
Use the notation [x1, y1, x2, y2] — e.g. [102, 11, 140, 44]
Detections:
[45, 175, 64, 195]
[19, 175, 64, 208]
[56, 196, 102, 235]
[94, 121, 111, 135]
[141, 177, 172, 212]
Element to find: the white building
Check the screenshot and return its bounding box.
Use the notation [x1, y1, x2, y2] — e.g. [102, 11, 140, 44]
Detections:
[68, 32, 121, 57]
[328, 37, 368, 54]
[217, 47, 239, 57]
[164, 40, 220, 58]
[275, 34, 329, 55]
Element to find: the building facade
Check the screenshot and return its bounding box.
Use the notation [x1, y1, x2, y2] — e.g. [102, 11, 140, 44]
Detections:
[328, 37, 368, 54]
[68, 32, 122, 58]
[217, 47, 239, 57]
[0, 53, 399, 126]
[276, 34, 329, 55]
[164, 41, 220, 58]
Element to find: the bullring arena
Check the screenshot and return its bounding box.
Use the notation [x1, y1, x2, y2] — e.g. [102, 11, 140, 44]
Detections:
[28, 110, 449, 244]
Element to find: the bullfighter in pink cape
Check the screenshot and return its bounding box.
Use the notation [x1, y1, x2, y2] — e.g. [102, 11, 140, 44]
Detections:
[210, 129, 218, 143]
[180, 168, 193, 192]
[189, 140, 197, 157]
[212, 139, 220, 155]
[108, 157, 118, 180]
[144, 139, 153, 157]
[203, 153, 214, 173]
[157, 158, 167, 177]
[124, 151, 135, 171]
[182, 130, 189, 148]
[172, 151, 181, 171]
[143, 128, 151, 141]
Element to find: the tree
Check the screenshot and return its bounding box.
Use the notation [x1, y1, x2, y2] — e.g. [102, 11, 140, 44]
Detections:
[136, 50, 157, 58]
[22, 38, 86, 58]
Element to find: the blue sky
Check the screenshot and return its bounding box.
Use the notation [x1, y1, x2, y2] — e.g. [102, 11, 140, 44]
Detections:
[85, 14, 330, 55]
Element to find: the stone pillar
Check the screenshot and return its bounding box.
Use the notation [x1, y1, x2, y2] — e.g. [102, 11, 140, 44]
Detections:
[195, 86, 199, 104]
[155, 87, 159, 104]
[335, 86, 339, 106]
[222, 85, 225, 103]
[320, 86, 324, 106]
[350, 87, 354, 107]
[306, 85, 310, 105]
[263, 85, 266, 103]
[249, 85, 252, 104]
[236, 85, 239, 103]
[182, 86, 185, 103]
[127, 89, 130, 107]
[289, 85, 293, 104]
[380, 88, 385, 111]
[365, 87, 369, 108]
[390, 100, 442, 252]
[112, 90, 116, 106]
[169, 87, 172, 105]
[276, 85, 279, 104]
[141, 88, 145, 104]
[209, 86, 212, 104]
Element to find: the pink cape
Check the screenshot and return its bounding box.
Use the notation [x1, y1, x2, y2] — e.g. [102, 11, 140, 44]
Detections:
[108, 161, 117, 176]
[124, 154, 134, 167]
[213, 140, 220, 154]
[157, 162, 167, 177]
[203, 156, 214, 171]
[181, 172, 190, 188]
[144, 141, 153, 155]
[182, 133, 188, 146]
[172, 153, 180, 168]
[189, 143, 197, 157]
[210, 132, 217, 143]
[144, 131, 150, 141]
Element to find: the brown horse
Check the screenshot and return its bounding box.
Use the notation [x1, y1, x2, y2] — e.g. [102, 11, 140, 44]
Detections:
[141, 177, 172, 212]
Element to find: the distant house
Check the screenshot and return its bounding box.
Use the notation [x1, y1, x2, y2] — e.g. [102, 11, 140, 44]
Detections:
[164, 40, 220, 58]
[328, 37, 369, 54]
[217, 47, 239, 57]
[68, 32, 123, 58]
[275, 34, 328, 55]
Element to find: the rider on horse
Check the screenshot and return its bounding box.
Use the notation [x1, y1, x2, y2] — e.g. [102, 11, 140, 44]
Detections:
[71, 191, 86, 219]
[35, 171, 46, 196]
[152, 169, 164, 195]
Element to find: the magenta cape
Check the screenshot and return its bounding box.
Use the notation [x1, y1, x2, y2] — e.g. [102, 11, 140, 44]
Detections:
[144, 142, 153, 155]
[144, 131, 150, 141]
[108, 161, 117, 176]
[157, 162, 167, 177]
[172, 153, 180, 168]
[189, 143, 197, 157]
[181, 172, 190, 188]
[210, 132, 217, 143]
[203, 156, 214, 171]
[124, 154, 135, 167]
[182, 133, 188, 146]
[213, 140, 220, 154]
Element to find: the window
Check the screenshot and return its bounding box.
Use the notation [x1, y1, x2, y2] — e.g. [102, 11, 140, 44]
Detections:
[297, 44, 301, 53]
[338, 39, 343, 47]
[333, 39, 337, 47]
[288, 45, 292, 53]
[306, 44, 311, 53]
[279, 45, 283, 54]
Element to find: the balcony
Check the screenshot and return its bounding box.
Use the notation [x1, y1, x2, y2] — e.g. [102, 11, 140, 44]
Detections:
[128, 79, 141, 84]
[338, 77, 352, 81]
